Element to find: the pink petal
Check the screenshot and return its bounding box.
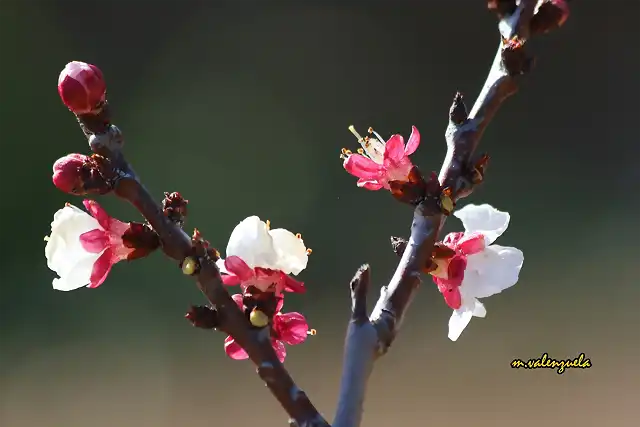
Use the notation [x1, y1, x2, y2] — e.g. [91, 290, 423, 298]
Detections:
[383, 134, 405, 163]
[356, 178, 384, 190]
[272, 339, 287, 363]
[456, 232, 486, 255]
[441, 231, 465, 249]
[224, 336, 249, 360]
[79, 229, 109, 253]
[275, 296, 284, 313]
[87, 248, 114, 288]
[404, 126, 420, 156]
[274, 312, 309, 346]
[282, 274, 306, 293]
[224, 256, 254, 281]
[82, 199, 111, 230]
[343, 154, 384, 180]
[447, 254, 468, 284]
[231, 293, 245, 310]
[221, 274, 242, 286]
[434, 278, 462, 310]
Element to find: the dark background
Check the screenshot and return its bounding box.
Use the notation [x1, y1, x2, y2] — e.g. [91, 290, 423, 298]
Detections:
[1, 1, 638, 426]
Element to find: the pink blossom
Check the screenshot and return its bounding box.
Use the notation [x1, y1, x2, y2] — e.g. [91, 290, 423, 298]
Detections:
[45, 200, 136, 290]
[224, 294, 310, 363]
[341, 125, 420, 190]
[430, 204, 524, 341]
[216, 216, 309, 294]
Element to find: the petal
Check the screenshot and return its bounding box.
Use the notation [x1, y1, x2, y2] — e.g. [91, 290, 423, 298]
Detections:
[383, 134, 405, 163]
[455, 232, 486, 255]
[463, 245, 524, 298]
[221, 274, 241, 286]
[46, 205, 100, 272]
[79, 229, 109, 253]
[441, 285, 462, 310]
[269, 229, 308, 275]
[356, 179, 384, 190]
[441, 231, 465, 249]
[224, 336, 249, 360]
[275, 296, 284, 313]
[448, 308, 473, 341]
[275, 312, 309, 346]
[283, 275, 306, 293]
[87, 248, 114, 288]
[224, 256, 254, 281]
[51, 253, 97, 291]
[225, 216, 278, 269]
[272, 339, 287, 363]
[453, 204, 510, 245]
[231, 293, 245, 310]
[82, 199, 111, 230]
[403, 126, 420, 156]
[215, 258, 229, 274]
[343, 154, 385, 180]
[447, 254, 467, 284]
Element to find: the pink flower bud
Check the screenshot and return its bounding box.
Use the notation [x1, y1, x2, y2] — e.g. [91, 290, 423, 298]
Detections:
[57, 61, 106, 115]
[52, 153, 88, 194]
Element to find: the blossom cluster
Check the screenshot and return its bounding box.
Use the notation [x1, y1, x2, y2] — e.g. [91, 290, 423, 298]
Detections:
[46, 58, 526, 370]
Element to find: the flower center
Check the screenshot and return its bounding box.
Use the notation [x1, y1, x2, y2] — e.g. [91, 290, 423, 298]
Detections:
[340, 125, 386, 164]
[429, 257, 450, 279]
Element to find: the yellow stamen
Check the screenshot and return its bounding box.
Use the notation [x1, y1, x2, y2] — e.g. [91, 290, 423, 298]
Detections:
[306, 248, 313, 255]
[213, 249, 221, 258]
[307, 329, 317, 336]
[367, 127, 374, 134]
[348, 125, 364, 142]
[357, 148, 364, 155]
[265, 219, 271, 229]
[295, 233, 302, 239]
[43, 235, 50, 242]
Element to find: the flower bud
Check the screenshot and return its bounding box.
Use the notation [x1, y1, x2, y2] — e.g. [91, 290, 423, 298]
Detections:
[57, 61, 106, 115]
[249, 309, 269, 328]
[52, 153, 88, 194]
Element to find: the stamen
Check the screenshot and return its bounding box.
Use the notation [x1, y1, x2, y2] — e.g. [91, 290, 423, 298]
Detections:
[357, 148, 364, 154]
[43, 235, 50, 242]
[213, 249, 221, 258]
[367, 127, 374, 134]
[307, 329, 317, 336]
[306, 248, 313, 255]
[295, 233, 302, 239]
[265, 220, 271, 229]
[341, 148, 352, 155]
[64, 202, 71, 207]
[348, 125, 364, 142]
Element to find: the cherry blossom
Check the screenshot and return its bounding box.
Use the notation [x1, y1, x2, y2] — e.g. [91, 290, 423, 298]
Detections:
[216, 216, 309, 294]
[341, 125, 421, 191]
[45, 200, 135, 291]
[224, 294, 311, 363]
[430, 204, 524, 341]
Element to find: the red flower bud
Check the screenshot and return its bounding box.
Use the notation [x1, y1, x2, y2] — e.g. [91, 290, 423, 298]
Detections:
[52, 153, 88, 194]
[57, 61, 106, 115]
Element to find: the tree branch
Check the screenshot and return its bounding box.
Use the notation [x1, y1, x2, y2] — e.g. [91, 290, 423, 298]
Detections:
[333, 1, 559, 426]
[75, 103, 329, 427]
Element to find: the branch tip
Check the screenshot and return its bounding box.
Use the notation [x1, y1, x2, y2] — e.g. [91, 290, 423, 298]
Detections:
[350, 264, 370, 323]
[449, 91, 469, 125]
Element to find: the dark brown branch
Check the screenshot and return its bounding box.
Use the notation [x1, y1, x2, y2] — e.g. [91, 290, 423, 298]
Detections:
[75, 102, 329, 427]
[334, 1, 563, 425]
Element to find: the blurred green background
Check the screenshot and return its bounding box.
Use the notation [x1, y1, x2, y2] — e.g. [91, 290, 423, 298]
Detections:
[1, 1, 638, 426]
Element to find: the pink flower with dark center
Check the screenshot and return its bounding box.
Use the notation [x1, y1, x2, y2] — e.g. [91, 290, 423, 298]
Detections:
[341, 125, 420, 191]
[45, 200, 137, 290]
[224, 294, 311, 363]
[216, 216, 309, 294]
[430, 204, 524, 341]
[57, 61, 106, 115]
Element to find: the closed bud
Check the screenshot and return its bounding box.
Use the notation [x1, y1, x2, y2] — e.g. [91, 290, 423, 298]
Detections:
[52, 153, 89, 194]
[57, 61, 106, 115]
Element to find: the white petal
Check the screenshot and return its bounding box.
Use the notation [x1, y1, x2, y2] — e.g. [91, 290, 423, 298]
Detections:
[45, 205, 102, 291]
[453, 204, 510, 245]
[52, 254, 98, 291]
[215, 258, 229, 275]
[225, 216, 278, 269]
[269, 228, 308, 275]
[448, 308, 473, 341]
[462, 245, 524, 299]
[448, 296, 486, 341]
